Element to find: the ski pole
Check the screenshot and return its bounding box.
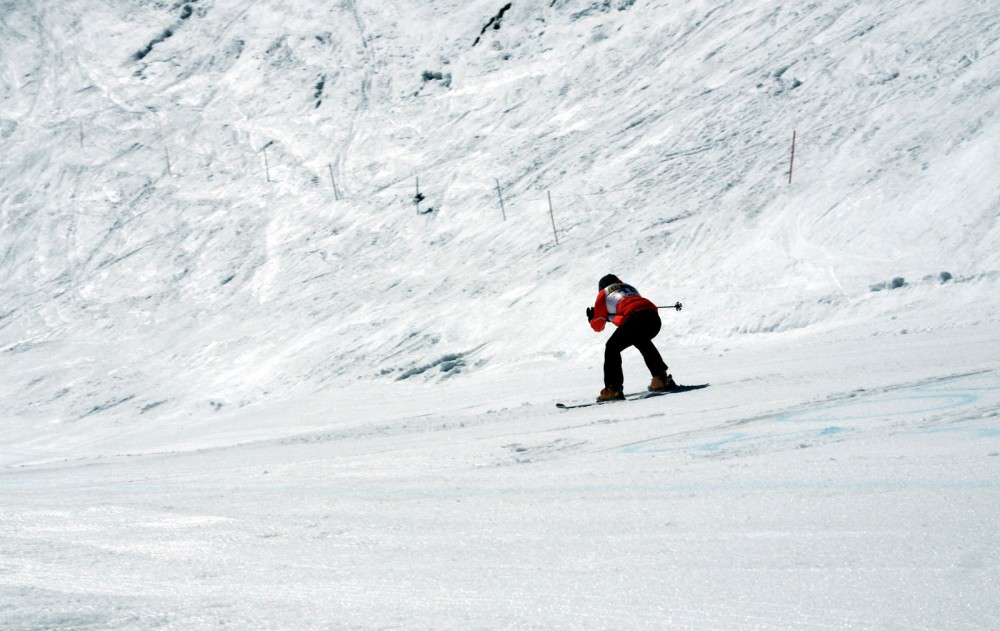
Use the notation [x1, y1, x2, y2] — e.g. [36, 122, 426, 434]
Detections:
[606, 302, 683, 318]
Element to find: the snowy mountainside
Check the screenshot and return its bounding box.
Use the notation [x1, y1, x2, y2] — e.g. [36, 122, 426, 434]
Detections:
[1, 0, 998, 429]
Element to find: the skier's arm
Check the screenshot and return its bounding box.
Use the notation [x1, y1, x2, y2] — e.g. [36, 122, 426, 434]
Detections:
[589, 291, 608, 332]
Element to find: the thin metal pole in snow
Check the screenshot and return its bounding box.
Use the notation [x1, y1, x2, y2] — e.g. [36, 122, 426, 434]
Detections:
[788, 130, 796, 184]
[263, 145, 271, 182]
[328, 163, 339, 199]
[414, 176, 422, 213]
[548, 191, 559, 245]
[155, 118, 171, 176]
[495, 178, 507, 221]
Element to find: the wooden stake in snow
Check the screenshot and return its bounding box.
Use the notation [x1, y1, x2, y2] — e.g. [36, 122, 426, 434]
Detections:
[495, 178, 507, 221]
[548, 191, 559, 245]
[155, 118, 171, 176]
[788, 130, 796, 184]
[262, 144, 272, 183]
[328, 163, 339, 199]
[414, 176, 424, 213]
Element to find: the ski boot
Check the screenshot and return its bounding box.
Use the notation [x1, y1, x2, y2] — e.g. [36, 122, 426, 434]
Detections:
[597, 387, 626, 402]
[648, 372, 677, 392]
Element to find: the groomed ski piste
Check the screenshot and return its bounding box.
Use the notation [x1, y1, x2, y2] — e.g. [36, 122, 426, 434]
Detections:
[1, 0, 998, 628]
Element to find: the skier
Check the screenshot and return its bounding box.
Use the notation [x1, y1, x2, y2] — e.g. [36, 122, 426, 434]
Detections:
[587, 274, 676, 402]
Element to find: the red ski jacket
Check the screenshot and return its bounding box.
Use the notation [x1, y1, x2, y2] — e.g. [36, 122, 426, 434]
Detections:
[589, 281, 657, 332]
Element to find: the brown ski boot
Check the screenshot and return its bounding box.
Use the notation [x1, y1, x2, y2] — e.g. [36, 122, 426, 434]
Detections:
[597, 387, 626, 402]
[648, 372, 677, 392]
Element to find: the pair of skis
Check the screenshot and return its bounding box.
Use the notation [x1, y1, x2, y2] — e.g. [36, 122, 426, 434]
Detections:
[556, 384, 709, 409]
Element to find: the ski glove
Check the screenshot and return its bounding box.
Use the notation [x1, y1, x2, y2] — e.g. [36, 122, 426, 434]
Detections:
[586, 307, 594, 321]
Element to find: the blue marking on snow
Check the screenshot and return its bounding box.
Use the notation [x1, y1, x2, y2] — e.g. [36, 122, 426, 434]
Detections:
[773, 374, 998, 427]
[776, 392, 980, 424]
[916, 427, 1000, 438]
[621, 372, 999, 454]
[693, 433, 749, 452]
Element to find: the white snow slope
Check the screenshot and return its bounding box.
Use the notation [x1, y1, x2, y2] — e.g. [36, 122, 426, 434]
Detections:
[1, 0, 999, 628]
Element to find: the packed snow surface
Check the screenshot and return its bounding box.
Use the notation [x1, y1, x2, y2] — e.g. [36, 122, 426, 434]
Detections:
[1, 0, 998, 628]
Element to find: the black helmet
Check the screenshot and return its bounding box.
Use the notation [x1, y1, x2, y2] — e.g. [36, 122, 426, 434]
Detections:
[598, 274, 621, 291]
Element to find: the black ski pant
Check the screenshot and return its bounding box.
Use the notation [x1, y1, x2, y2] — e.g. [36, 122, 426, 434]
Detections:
[604, 309, 668, 390]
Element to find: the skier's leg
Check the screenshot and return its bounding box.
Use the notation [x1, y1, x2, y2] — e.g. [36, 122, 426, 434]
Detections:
[623, 311, 667, 375]
[628, 311, 666, 374]
[634, 338, 667, 375]
[603, 327, 632, 390]
[631, 311, 673, 390]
